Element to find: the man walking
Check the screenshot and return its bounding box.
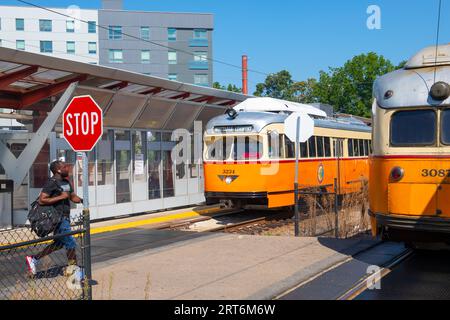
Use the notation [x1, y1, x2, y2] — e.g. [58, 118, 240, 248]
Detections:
[26, 160, 83, 275]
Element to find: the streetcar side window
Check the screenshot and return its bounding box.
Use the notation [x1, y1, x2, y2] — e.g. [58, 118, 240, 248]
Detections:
[353, 139, 359, 156]
[364, 140, 370, 156]
[317, 137, 325, 158]
[300, 142, 308, 158]
[308, 136, 317, 158]
[324, 137, 331, 157]
[348, 139, 354, 157]
[359, 139, 365, 156]
[391, 110, 436, 146]
[441, 109, 450, 145]
[268, 132, 285, 159]
[285, 137, 295, 159]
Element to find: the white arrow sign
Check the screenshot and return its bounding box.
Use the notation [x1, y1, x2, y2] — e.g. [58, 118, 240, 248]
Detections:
[284, 112, 314, 143]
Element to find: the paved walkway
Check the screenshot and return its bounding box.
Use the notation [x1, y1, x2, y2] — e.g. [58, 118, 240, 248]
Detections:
[91, 231, 379, 300]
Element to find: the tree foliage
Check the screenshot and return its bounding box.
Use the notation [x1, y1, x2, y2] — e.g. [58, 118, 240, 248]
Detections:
[253, 52, 406, 117]
[213, 82, 242, 93]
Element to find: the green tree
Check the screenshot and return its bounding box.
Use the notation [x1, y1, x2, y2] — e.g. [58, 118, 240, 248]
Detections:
[213, 81, 242, 93]
[254, 70, 298, 100]
[311, 52, 397, 117]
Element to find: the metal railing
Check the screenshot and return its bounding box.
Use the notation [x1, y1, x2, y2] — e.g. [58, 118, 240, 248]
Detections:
[0, 214, 91, 300]
[297, 179, 369, 238]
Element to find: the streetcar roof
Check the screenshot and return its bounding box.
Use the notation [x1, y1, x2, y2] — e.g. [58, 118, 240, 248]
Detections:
[374, 44, 450, 109]
[233, 97, 328, 118]
[205, 112, 371, 135]
[405, 44, 450, 69]
[374, 65, 450, 109]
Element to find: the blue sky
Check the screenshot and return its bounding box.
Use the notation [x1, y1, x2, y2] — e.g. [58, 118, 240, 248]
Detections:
[1, 0, 449, 93]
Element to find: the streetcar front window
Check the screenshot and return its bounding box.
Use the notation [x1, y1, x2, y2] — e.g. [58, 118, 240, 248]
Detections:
[441, 109, 450, 145]
[234, 136, 263, 160]
[390, 109, 436, 146]
[206, 137, 233, 161]
[206, 136, 263, 161]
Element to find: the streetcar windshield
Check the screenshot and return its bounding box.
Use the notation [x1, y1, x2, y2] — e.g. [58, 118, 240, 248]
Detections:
[234, 136, 263, 160]
[205, 136, 263, 161]
[441, 109, 450, 145]
[390, 109, 436, 146]
[205, 137, 234, 161]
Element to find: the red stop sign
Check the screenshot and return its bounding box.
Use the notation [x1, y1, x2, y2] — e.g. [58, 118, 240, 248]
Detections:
[63, 95, 103, 152]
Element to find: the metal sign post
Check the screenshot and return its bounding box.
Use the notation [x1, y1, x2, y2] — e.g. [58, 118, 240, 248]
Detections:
[294, 117, 300, 237]
[82, 152, 92, 299]
[62, 95, 102, 300]
[284, 112, 315, 237]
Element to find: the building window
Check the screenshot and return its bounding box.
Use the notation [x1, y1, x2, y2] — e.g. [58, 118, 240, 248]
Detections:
[16, 18, 24, 31]
[194, 51, 208, 61]
[109, 49, 123, 63]
[39, 20, 52, 32]
[193, 29, 207, 39]
[66, 20, 75, 33]
[141, 27, 150, 40]
[88, 21, 96, 33]
[16, 40, 25, 51]
[168, 74, 177, 81]
[194, 74, 209, 86]
[141, 50, 150, 64]
[40, 41, 53, 53]
[109, 26, 122, 40]
[66, 41, 75, 54]
[168, 51, 177, 64]
[88, 42, 97, 54]
[168, 28, 177, 41]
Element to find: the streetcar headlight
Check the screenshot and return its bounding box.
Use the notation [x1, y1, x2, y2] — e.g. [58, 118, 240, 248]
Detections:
[390, 167, 404, 182]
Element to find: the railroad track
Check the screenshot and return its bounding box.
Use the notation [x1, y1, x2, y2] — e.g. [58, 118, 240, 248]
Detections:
[337, 248, 414, 300]
[157, 208, 246, 231]
[273, 240, 413, 300]
[168, 209, 294, 234]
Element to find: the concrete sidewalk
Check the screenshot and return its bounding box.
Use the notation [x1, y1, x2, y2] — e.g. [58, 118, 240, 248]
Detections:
[91, 232, 378, 300]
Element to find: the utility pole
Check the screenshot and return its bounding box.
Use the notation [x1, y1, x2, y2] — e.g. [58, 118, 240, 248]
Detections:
[242, 55, 248, 95]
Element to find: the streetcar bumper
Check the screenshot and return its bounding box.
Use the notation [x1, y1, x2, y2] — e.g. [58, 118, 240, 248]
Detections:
[369, 210, 450, 234]
[205, 192, 269, 206]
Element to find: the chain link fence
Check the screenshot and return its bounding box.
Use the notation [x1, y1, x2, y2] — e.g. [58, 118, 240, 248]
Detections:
[297, 179, 369, 238]
[0, 214, 91, 300]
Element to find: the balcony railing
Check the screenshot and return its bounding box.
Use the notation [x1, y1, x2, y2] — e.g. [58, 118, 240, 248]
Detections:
[189, 38, 209, 47]
[189, 60, 209, 70]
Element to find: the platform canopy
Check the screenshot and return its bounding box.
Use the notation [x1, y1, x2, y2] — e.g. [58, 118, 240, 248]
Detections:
[0, 47, 249, 130]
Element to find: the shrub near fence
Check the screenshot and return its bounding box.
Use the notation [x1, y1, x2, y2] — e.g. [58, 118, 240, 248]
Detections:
[298, 179, 369, 238]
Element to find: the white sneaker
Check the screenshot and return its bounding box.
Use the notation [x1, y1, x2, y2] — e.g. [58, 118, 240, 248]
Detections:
[26, 256, 37, 275]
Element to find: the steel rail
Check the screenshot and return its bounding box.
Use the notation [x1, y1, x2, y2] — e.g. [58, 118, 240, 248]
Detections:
[337, 249, 414, 300]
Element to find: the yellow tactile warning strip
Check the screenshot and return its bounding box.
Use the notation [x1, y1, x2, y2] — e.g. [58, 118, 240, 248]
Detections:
[90, 206, 223, 235]
[0, 206, 224, 248]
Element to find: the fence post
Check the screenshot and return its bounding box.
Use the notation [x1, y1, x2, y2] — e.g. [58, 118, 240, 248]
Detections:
[334, 178, 339, 239]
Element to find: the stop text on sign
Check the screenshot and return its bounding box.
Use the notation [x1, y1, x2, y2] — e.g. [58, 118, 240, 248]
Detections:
[62, 95, 103, 152]
[65, 112, 100, 136]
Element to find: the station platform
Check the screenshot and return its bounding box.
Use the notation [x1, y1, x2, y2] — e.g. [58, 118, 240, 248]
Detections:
[89, 204, 224, 235]
[89, 227, 382, 300]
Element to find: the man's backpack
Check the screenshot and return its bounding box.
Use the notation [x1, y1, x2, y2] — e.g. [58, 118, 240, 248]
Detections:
[27, 178, 63, 238]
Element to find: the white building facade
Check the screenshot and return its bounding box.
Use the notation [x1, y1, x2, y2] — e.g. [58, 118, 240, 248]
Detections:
[0, 6, 99, 64]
